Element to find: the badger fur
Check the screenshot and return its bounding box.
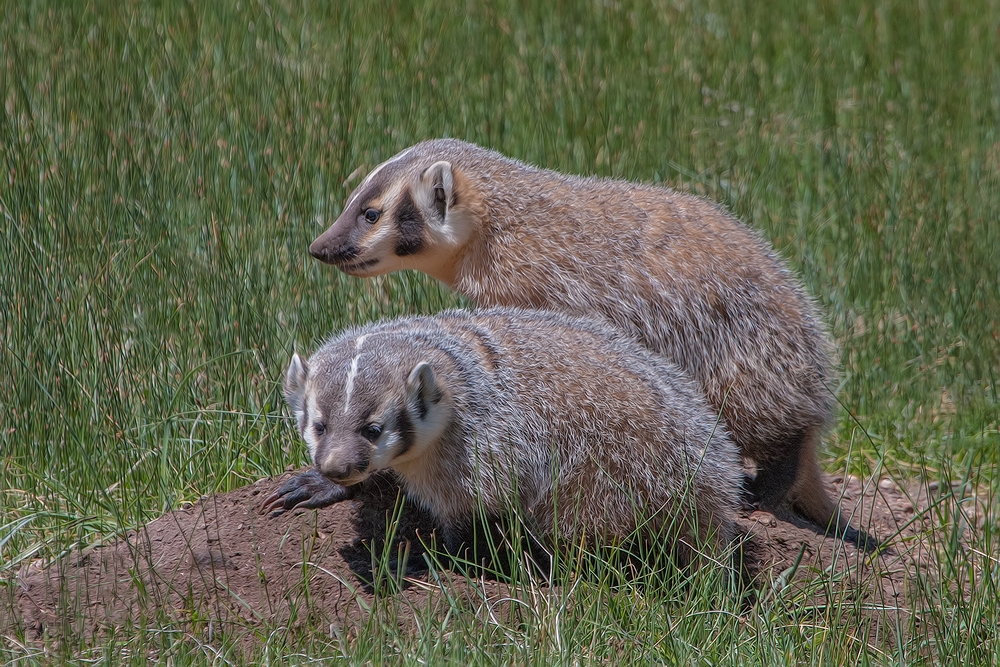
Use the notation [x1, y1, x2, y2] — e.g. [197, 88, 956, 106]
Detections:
[266, 308, 742, 568]
[306, 138, 863, 545]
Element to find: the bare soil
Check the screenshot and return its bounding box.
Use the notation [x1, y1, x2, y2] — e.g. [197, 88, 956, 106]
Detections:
[9, 469, 941, 647]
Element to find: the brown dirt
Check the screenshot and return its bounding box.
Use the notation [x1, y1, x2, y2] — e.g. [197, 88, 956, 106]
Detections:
[8, 469, 942, 647]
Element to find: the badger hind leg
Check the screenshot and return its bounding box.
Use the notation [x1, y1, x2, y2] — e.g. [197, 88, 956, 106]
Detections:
[742, 429, 803, 513]
[747, 427, 880, 552]
[789, 428, 880, 552]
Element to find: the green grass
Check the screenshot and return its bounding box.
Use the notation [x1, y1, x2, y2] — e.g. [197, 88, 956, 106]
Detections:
[2, 0, 999, 663]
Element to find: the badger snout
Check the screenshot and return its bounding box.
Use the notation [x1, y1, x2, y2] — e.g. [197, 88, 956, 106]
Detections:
[316, 452, 371, 485]
[309, 235, 358, 265]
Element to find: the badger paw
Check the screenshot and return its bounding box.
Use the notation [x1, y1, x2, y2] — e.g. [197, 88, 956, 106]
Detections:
[261, 470, 354, 516]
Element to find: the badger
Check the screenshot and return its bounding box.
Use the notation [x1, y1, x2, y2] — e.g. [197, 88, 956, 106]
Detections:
[264, 308, 742, 569]
[305, 139, 865, 546]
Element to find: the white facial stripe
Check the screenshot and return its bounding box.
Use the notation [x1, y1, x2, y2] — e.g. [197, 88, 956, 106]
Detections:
[342, 334, 370, 414]
[361, 182, 408, 249]
[343, 148, 414, 213]
[343, 355, 362, 413]
[303, 394, 320, 461]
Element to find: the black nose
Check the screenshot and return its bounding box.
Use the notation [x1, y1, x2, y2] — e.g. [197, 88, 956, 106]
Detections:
[308, 244, 328, 262]
[317, 461, 353, 482]
[309, 240, 358, 264]
[318, 451, 370, 480]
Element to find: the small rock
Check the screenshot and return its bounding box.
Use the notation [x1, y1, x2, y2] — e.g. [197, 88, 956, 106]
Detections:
[749, 510, 777, 528]
[878, 478, 898, 492]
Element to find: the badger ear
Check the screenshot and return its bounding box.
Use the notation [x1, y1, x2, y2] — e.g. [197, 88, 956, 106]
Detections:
[420, 161, 454, 218]
[284, 352, 309, 414]
[405, 361, 443, 421]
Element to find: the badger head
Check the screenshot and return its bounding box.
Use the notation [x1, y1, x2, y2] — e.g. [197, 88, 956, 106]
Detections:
[283, 337, 452, 486]
[309, 144, 476, 283]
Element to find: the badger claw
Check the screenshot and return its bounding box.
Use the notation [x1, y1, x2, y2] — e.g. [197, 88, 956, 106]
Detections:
[262, 470, 353, 516]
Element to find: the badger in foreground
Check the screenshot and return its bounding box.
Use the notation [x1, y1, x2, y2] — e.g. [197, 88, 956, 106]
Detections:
[307, 139, 867, 546]
[264, 309, 742, 569]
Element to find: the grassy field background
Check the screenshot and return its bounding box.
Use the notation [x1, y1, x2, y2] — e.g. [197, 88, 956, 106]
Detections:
[2, 0, 999, 663]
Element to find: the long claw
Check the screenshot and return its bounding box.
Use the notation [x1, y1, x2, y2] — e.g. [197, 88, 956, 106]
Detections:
[261, 470, 354, 516]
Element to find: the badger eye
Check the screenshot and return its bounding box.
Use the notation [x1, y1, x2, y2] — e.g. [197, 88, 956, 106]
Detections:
[361, 423, 382, 442]
[313, 422, 326, 436]
[363, 208, 381, 224]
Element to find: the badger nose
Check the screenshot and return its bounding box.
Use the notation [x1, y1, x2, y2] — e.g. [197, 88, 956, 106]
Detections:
[309, 241, 330, 263]
[309, 238, 358, 265]
[308, 239, 333, 263]
[317, 461, 350, 481]
[317, 459, 366, 483]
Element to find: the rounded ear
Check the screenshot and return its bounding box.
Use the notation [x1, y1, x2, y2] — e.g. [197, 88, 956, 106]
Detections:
[405, 361, 443, 420]
[420, 161, 454, 217]
[284, 352, 309, 413]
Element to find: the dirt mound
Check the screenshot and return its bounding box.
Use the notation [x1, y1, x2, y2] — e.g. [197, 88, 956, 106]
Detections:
[744, 474, 933, 620]
[10, 470, 935, 645]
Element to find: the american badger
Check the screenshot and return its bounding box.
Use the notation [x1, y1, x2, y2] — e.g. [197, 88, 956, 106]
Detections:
[265, 308, 741, 568]
[307, 139, 856, 543]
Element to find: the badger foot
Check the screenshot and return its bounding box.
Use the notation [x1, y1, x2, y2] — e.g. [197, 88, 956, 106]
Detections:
[261, 470, 355, 516]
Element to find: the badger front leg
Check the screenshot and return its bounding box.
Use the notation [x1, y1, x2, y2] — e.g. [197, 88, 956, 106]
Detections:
[261, 469, 357, 516]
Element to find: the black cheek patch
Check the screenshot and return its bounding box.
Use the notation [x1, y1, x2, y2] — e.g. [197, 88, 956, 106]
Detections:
[394, 189, 425, 256]
[395, 408, 416, 458]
